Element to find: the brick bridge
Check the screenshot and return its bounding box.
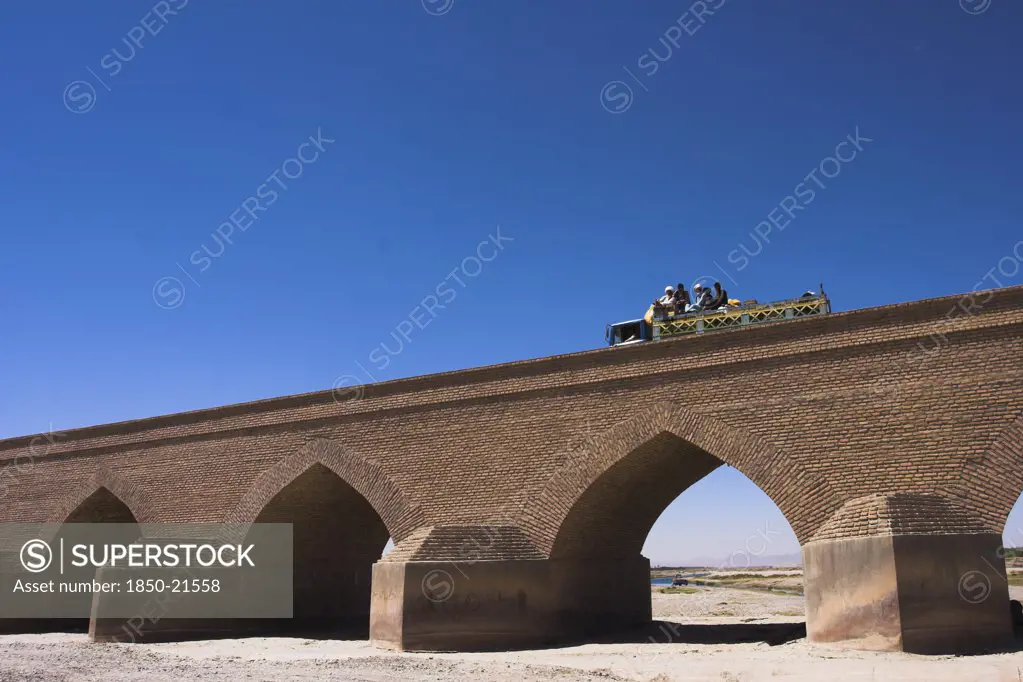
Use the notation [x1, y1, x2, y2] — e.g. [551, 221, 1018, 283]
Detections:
[3, 286, 1023, 655]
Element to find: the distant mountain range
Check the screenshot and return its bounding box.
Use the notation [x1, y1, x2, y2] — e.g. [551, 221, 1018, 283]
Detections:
[652, 552, 802, 569]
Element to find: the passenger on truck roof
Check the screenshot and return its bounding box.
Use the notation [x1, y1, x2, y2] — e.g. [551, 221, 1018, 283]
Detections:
[707, 282, 729, 310]
[673, 283, 691, 313]
[689, 283, 713, 311]
[653, 285, 676, 309]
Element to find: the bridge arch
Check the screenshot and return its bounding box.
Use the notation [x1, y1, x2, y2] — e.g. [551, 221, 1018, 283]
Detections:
[48, 466, 151, 524]
[521, 403, 839, 557]
[226, 439, 424, 632]
[973, 408, 1023, 535]
[225, 438, 424, 541]
[44, 468, 146, 633]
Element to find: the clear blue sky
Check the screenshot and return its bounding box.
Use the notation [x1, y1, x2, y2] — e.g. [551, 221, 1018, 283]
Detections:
[1, 0, 1021, 565]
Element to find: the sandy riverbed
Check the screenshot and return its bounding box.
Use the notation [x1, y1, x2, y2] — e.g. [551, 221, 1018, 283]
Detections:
[2, 586, 1022, 681]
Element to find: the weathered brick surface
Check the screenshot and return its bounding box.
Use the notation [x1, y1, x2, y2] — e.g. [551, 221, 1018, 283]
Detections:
[1, 286, 1022, 562]
[45, 466, 154, 525]
[809, 493, 990, 542]
[222, 439, 425, 543]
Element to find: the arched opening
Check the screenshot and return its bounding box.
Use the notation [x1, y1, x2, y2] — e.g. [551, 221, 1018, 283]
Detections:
[999, 493, 1023, 630]
[551, 433, 722, 560]
[549, 431, 805, 644]
[55, 487, 141, 633]
[250, 463, 390, 636]
[643, 467, 801, 570]
[1003, 496, 1023, 550]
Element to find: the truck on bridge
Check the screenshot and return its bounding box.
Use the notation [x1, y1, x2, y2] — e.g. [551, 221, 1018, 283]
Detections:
[606, 288, 831, 347]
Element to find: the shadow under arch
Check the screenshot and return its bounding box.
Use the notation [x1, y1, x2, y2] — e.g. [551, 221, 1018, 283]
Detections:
[224, 439, 425, 637]
[521, 403, 839, 558]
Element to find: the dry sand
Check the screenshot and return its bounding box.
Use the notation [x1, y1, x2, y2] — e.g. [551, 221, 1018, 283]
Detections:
[2, 586, 1022, 681]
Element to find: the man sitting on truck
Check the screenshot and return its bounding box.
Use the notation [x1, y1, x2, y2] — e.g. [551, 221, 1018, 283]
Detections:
[673, 283, 691, 314]
[689, 283, 713, 311]
[707, 282, 729, 310]
[653, 285, 676, 311]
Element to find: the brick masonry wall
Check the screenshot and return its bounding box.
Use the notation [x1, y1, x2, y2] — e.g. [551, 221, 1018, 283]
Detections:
[1, 287, 1022, 561]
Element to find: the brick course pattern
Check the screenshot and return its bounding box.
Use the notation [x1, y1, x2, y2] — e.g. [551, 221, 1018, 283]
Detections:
[2, 286, 1023, 564]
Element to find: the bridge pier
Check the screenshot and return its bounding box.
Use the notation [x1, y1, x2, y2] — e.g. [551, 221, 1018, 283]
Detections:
[369, 557, 651, 651]
[803, 532, 1012, 654]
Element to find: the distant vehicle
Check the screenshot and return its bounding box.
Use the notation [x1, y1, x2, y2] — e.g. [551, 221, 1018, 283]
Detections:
[606, 287, 830, 347]
[671, 572, 688, 587]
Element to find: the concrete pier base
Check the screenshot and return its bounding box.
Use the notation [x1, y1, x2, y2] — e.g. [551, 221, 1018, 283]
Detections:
[803, 533, 1012, 654]
[370, 557, 651, 651]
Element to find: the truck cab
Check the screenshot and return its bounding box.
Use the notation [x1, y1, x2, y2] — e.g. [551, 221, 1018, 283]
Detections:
[605, 318, 652, 346]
